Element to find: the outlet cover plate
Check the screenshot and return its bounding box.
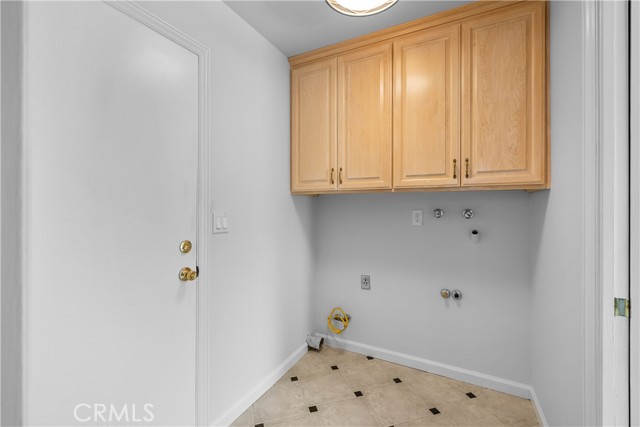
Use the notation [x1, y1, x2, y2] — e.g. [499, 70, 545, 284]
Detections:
[412, 209, 424, 226]
[361, 275, 371, 290]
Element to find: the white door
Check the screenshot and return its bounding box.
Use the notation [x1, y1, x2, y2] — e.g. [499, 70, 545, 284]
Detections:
[631, 0, 640, 424]
[24, 2, 199, 425]
[607, 1, 630, 425]
[600, 1, 630, 425]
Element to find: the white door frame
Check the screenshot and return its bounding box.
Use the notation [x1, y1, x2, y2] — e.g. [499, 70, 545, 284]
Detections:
[17, 2, 212, 424]
[2, 1, 26, 425]
[582, 1, 630, 425]
[631, 0, 640, 423]
[0, 3, 4, 424]
[581, 1, 604, 423]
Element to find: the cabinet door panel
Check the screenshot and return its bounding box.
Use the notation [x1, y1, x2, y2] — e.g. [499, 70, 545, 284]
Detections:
[338, 43, 392, 190]
[462, 2, 546, 186]
[394, 24, 460, 188]
[291, 59, 337, 192]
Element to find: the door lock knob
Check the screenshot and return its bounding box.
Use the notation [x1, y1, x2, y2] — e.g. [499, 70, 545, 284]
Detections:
[179, 267, 198, 281]
[179, 240, 193, 254]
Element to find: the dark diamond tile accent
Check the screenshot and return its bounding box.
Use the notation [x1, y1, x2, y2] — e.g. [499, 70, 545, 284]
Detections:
[466, 392, 477, 399]
[354, 391, 363, 397]
[331, 365, 339, 370]
[309, 406, 318, 413]
[255, 424, 264, 427]
[393, 378, 402, 383]
[366, 356, 374, 360]
[430, 408, 441, 415]
[290, 376, 298, 382]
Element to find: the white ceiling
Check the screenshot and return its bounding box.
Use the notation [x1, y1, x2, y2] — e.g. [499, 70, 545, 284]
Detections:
[223, 0, 472, 57]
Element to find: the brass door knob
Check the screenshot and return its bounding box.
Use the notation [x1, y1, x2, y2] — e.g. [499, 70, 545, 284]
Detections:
[179, 267, 198, 281]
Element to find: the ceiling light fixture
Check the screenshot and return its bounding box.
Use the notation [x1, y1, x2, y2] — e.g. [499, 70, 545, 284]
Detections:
[326, 0, 398, 17]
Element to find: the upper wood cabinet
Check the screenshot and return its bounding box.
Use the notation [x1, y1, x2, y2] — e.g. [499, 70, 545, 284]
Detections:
[338, 43, 392, 190]
[393, 24, 460, 189]
[461, 1, 547, 187]
[289, 1, 549, 194]
[291, 58, 337, 193]
[291, 43, 392, 193]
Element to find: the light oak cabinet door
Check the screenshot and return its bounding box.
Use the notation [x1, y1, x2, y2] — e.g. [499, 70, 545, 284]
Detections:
[291, 58, 337, 192]
[338, 43, 392, 190]
[393, 24, 460, 189]
[461, 1, 547, 187]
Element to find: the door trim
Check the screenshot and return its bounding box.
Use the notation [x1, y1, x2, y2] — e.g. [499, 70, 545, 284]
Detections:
[2, 2, 27, 423]
[104, 2, 211, 425]
[581, 1, 603, 425]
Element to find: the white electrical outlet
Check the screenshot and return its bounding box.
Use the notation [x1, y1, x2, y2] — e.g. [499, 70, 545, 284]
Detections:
[412, 209, 424, 226]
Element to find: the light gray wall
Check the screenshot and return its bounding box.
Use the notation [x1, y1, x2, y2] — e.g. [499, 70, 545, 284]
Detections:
[529, 1, 585, 425]
[312, 191, 532, 384]
[1, 2, 23, 425]
[132, 2, 316, 424]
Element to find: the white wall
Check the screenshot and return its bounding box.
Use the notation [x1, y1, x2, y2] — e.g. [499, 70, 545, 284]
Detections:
[529, 1, 585, 425]
[126, 2, 317, 425]
[312, 191, 532, 385]
[310, 4, 593, 424]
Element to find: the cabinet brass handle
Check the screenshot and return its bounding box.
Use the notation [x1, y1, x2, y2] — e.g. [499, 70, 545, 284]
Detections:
[452, 159, 457, 179]
[339, 167, 343, 184]
[465, 158, 470, 179]
[330, 168, 335, 184]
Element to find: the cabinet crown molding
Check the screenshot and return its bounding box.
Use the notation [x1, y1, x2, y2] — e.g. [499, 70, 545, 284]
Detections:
[288, 1, 528, 66]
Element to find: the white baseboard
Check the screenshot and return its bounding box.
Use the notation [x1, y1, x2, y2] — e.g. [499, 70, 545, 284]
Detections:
[212, 343, 307, 427]
[529, 386, 548, 427]
[318, 334, 532, 399]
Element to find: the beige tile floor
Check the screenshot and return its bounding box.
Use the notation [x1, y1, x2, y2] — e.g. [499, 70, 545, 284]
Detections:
[232, 346, 539, 427]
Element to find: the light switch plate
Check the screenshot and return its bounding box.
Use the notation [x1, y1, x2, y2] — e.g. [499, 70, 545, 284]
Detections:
[213, 212, 229, 234]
